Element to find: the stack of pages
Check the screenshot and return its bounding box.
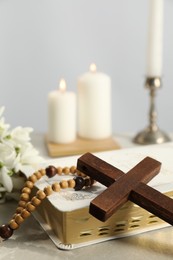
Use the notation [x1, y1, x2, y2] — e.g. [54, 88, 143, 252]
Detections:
[28, 142, 173, 250]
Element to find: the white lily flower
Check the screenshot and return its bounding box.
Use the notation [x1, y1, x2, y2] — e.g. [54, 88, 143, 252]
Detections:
[10, 126, 33, 145]
[0, 106, 43, 193]
[0, 143, 17, 170]
[0, 166, 13, 192]
[12, 153, 23, 173]
[20, 144, 43, 165]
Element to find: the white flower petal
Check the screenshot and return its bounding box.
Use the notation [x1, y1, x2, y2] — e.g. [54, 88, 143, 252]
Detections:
[19, 144, 42, 164]
[0, 143, 16, 169]
[0, 167, 13, 192]
[0, 108, 43, 185]
[11, 126, 33, 145]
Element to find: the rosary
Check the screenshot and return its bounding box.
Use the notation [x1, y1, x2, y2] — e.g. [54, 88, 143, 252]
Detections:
[0, 163, 94, 241]
[1, 152, 173, 241]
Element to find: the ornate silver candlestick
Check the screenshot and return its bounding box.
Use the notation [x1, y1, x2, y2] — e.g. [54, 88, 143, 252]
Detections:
[133, 77, 171, 145]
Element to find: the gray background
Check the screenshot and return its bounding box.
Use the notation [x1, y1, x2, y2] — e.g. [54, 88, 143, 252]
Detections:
[0, 0, 172, 135]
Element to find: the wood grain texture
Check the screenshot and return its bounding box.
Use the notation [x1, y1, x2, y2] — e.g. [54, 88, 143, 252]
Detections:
[46, 136, 120, 157]
[130, 183, 173, 225]
[78, 152, 124, 186]
[76, 153, 173, 225]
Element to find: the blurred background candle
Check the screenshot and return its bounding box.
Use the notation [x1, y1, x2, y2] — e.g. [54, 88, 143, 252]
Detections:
[48, 79, 76, 143]
[146, 0, 163, 77]
[77, 64, 112, 139]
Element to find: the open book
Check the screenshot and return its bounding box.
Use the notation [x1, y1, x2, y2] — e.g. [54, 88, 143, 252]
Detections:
[30, 142, 173, 250]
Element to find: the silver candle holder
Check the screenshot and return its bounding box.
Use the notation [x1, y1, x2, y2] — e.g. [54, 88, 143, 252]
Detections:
[133, 77, 171, 145]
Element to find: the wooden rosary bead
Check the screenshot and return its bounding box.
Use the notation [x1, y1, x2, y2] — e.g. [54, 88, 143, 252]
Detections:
[74, 176, 85, 191]
[44, 186, 53, 196]
[0, 224, 14, 239]
[81, 172, 87, 177]
[76, 169, 81, 176]
[25, 181, 34, 189]
[22, 187, 31, 194]
[57, 167, 63, 175]
[18, 200, 27, 208]
[21, 209, 31, 219]
[36, 190, 46, 200]
[68, 179, 76, 188]
[90, 178, 96, 186]
[31, 196, 41, 206]
[60, 180, 68, 189]
[84, 178, 90, 187]
[26, 202, 36, 212]
[46, 165, 57, 178]
[39, 169, 46, 176]
[0, 163, 97, 240]
[63, 167, 70, 175]
[20, 193, 30, 201]
[12, 213, 18, 219]
[34, 171, 42, 180]
[9, 220, 19, 230]
[76, 170, 86, 177]
[85, 178, 95, 187]
[15, 214, 24, 224]
[16, 207, 24, 214]
[70, 166, 77, 174]
[28, 174, 37, 183]
[52, 183, 61, 192]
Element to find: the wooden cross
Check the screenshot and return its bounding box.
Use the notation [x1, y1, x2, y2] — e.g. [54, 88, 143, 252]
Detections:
[77, 152, 173, 226]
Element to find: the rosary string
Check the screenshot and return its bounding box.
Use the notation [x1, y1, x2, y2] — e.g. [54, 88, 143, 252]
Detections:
[0, 165, 95, 240]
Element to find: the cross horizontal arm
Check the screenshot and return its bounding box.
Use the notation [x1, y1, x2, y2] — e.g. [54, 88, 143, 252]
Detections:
[77, 152, 161, 186]
[85, 154, 161, 221]
[77, 152, 124, 186]
[77, 153, 163, 222]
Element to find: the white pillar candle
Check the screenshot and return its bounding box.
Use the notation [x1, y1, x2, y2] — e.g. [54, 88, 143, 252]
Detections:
[146, 0, 163, 77]
[48, 79, 76, 143]
[77, 64, 112, 139]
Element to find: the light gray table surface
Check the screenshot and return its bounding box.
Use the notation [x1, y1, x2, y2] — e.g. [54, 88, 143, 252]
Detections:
[1, 132, 173, 260]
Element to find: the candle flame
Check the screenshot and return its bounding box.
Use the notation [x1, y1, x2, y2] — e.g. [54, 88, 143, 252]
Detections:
[59, 78, 66, 92]
[90, 63, 97, 73]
